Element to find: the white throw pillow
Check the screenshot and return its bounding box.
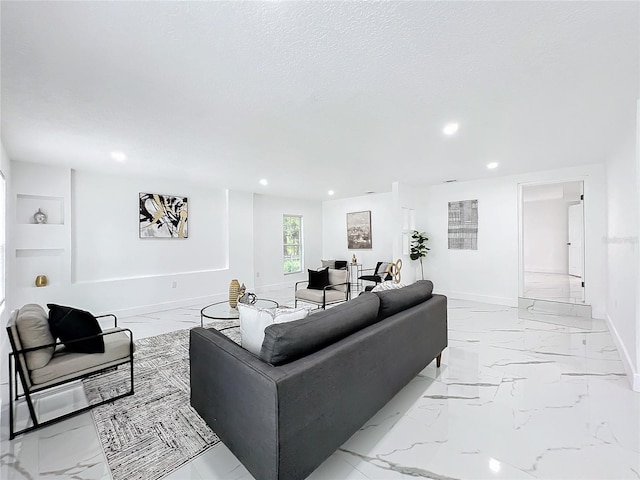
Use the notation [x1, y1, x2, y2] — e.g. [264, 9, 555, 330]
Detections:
[238, 304, 309, 355]
[371, 281, 406, 292]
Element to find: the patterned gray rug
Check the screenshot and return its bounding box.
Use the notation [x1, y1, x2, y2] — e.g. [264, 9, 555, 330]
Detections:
[83, 321, 241, 480]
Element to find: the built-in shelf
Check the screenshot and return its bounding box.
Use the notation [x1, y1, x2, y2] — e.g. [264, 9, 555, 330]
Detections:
[16, 194, 64, 225]
[15, 248, 64, 288]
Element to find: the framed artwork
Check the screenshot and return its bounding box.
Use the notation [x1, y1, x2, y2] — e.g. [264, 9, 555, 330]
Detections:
[139, 193, 188, 238]
[448, 200, 478, 250]
[346, 210, 372, 249]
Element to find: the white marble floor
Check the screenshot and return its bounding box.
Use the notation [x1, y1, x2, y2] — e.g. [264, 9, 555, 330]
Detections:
[2, 288, 639, 479]
[523, 271, 584, 304]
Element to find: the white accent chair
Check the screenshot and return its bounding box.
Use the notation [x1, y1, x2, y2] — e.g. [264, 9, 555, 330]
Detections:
[6, 304, 134, 439]
[294, 268, 350, 309]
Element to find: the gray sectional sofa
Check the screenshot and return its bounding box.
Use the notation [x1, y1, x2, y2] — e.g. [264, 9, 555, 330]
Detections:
[190, 280, 447, 480]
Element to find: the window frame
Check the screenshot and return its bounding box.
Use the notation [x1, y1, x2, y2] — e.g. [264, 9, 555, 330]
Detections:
[283, 214, 303, 275]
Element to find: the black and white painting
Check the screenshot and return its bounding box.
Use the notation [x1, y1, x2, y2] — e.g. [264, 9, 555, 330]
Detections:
[139, 193, 188, 238]
[347, 210, 372, 249]
[448, 200, 478, 250]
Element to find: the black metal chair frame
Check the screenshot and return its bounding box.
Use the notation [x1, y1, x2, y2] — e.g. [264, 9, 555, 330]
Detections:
[358, 261, 392, 288]
[7, 313, 134, 440]
[294, 280, 351, 309]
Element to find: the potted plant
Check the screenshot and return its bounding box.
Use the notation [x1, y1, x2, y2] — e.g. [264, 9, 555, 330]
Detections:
[409, 230, 430, 280]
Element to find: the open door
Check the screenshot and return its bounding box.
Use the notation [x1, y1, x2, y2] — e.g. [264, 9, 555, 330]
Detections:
[567, 203, 583, 277]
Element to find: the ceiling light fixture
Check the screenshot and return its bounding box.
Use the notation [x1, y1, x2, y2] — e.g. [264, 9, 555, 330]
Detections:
[111, 151, 127, 162]
[487, 162, 499, 169]
[328, 190, 335, 196]
[442, 122, 459, 136]
[259, 178, 268, 186]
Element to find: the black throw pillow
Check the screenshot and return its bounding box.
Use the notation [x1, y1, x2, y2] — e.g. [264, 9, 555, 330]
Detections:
[308, 267, 330, 290]
[47, 304, 105, 353]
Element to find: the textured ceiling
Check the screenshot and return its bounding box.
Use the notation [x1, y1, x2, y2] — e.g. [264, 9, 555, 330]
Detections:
[1, 1, 638, 200]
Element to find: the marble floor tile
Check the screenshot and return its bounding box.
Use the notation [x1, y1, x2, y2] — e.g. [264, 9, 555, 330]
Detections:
[2, 292, 639, 480]
[523, 271, 584, 304]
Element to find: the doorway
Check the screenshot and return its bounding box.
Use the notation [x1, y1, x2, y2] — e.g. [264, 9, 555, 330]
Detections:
[520, 181, 585, 304]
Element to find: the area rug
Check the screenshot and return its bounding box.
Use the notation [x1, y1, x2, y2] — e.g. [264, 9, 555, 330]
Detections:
[83, 321, 241, 480]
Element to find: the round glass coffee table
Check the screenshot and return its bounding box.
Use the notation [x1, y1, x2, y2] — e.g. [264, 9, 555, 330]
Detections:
[200, 299, 279, 327]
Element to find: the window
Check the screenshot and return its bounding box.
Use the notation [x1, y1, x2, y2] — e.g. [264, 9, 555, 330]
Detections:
[283, 215, 303, 274]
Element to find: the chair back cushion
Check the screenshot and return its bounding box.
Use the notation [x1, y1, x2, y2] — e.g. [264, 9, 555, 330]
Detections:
[260, 293, 380, 365]
[328, 268, 348, 293]
[238, 304, 309, 355]
[374, 280, 434, 321]
[14, 304, 56, 370]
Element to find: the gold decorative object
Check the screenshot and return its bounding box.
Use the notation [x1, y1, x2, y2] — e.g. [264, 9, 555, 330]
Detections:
[228, 279, 241, 308]
[386, 259, 403, 283]
[35, 275, 48, 287]
[351, 254, 357, 264]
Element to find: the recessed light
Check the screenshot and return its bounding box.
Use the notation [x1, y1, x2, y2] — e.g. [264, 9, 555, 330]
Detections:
[443, 179, 458, 183]
[487, 162, 499, 169]
[259, 178, 268, 186]
[111, 151, 127, 162]
[328, 190, 335, 196]
[442, 122, 459, 136]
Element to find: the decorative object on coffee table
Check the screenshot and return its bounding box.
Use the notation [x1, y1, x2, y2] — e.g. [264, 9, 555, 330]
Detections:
[34, 274, 48, 287]
[228, 279, 241, 308]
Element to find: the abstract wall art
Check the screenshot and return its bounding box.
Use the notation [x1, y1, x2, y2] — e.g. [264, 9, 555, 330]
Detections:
[346, 210, 372, 249]
[139, 193, 188, 238]
[448, 200, 478, 250]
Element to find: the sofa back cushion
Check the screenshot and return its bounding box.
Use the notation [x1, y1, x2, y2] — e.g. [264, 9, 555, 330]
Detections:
[374, 280, 434, 321]
[260, 293, 380, 366]
[238, 304, 309, 356]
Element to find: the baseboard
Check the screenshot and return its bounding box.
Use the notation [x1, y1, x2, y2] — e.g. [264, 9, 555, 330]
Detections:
[525, 268, 569, 275]
[102, 294, 226, 318]
[604, 313, 639, 392]
[255, 282, 293, 294]
[438, 290, 517, 308]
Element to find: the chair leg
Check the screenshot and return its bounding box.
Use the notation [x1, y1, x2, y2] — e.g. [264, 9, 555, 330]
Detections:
[9, 354, 14, 440]
[436, 353, 442, 368]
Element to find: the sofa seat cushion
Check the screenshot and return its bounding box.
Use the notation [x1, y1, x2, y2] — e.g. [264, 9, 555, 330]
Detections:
[15, 304, 56, 370]
[260, 293, 380, 366]
[30, 328, 131, 386]
[374, 280, 434, 321]
[295, 288, 346, 305]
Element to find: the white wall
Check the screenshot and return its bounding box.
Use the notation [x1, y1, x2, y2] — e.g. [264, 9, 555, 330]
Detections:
[322, 192, 394, 270]
[253, 194, 322, 291]
[72, 170, 228, 281]
[417, 164, 607, 317]
[523, 199, 569, 274]
[10, 161, 255, 315]
[0, 143, 12, 389]
[605, 102, 639, 390]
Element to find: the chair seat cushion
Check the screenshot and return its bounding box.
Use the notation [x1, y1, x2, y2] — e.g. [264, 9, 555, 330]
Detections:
[359, 274, 382, 283]
[30, 328, 131, 386]
[295, 288, 346, 305]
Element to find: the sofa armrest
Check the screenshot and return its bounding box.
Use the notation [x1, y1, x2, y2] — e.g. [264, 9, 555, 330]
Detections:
[189, 327, 284, 480]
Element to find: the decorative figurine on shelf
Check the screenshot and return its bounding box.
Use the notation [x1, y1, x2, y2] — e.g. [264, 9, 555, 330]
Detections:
[35, 275, 48, 287]
[33, 208, 47, 224]
[351, 254, 357, 264]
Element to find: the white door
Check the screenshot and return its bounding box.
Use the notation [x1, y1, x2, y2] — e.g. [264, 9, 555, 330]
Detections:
[568, 203, 583, 277]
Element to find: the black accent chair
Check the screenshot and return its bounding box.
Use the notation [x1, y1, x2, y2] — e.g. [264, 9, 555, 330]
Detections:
[358, 261, 392, 290]
[6, 305, 134, 439]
